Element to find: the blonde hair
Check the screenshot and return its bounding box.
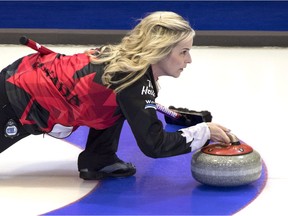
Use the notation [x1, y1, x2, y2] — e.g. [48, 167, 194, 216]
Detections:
[87, 11, 195, 92]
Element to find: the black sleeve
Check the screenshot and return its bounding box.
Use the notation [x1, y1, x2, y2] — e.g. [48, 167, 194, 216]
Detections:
[117, 75, 192, 158]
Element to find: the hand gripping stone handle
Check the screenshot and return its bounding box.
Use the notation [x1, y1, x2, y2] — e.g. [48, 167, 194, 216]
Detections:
[227, 133, 241, 145]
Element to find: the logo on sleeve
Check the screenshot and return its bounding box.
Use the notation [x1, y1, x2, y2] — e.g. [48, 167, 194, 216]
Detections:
[141, 80, 155, 97]
[144, 100, 156, 110]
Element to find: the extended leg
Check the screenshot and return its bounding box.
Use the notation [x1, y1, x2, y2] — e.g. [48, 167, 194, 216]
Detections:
[0, 71, 30, 153]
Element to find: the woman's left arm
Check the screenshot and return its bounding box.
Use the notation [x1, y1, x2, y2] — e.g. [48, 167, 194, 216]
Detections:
[117, 76, 199, 158]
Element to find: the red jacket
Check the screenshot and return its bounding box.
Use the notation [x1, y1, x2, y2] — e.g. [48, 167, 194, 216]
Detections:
[4, 52, 191, 157]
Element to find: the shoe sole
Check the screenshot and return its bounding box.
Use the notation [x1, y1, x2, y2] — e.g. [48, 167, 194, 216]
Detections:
[79, 168, 136, 180]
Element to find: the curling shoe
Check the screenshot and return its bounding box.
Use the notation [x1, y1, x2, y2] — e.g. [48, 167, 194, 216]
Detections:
[79, 161, 136, 180]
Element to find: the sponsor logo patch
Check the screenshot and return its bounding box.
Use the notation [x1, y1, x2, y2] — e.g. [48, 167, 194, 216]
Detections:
[141, 80, 155, 97]
[144, 100, 156, 110]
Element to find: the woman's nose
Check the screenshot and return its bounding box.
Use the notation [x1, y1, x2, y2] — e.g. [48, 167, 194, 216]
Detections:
[186, 53, 192, 64]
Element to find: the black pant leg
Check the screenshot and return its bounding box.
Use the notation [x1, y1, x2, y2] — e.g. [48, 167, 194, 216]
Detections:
[77, 118, 125, 171]
[0, 67, 30, 153]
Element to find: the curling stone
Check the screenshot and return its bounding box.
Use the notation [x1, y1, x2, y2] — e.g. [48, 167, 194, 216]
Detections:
[191, 133, 262, 187]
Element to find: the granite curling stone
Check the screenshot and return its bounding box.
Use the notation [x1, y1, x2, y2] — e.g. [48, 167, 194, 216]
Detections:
[191, 133, 262, 187]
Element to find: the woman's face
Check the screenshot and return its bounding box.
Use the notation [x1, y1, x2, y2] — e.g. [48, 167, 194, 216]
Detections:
[152, 36, 193, 80]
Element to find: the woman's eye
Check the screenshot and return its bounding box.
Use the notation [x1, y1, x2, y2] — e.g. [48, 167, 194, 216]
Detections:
[181, 50, 188, 55]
